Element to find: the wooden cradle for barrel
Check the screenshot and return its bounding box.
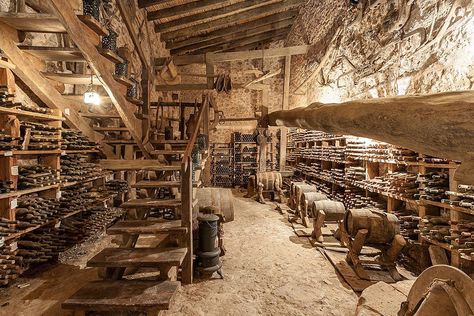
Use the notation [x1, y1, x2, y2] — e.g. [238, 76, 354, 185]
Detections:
[298, 192, 327, 227]
[311, 200, 346, 241]
[344, 208, 399, 244]
[196, 188, 235, 222]
[294, 184, 317, 213]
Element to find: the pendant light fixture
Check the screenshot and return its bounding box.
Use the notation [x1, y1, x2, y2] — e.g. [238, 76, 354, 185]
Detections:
[83, 74, 101, 106]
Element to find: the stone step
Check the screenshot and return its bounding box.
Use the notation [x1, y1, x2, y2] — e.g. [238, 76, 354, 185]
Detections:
[120, 198, 181, 209]
[87, 247, 187, 268]
[107, 220, 187, 235]
[62, 280, 179, 313]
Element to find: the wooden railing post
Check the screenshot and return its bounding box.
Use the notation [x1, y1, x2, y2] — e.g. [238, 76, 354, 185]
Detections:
[180, 156, 193, 284]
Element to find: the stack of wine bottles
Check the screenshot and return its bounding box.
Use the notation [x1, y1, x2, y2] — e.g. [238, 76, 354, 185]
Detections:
[0, 241, 20, 286]
[18, 166, 60, 189]
[105, 179, 129, 193]
[61, 155, 103, 183]
[450, 220, 474, 261]
[417, 215, 451, 243]
[444, 184, 474, 209]
[343, 187, 366, 209]
[415, 171, 449, 201]
[393, 208, 420, 240]
[20, 121, 61, 150]
[0, 130, 22, 150]
[345, 166, 365, 184]
[0, 180, 13, 194]
[1, 88, 53, 115]
[0, 218, 16, 237]
[62, 129, 99, 151]
[16, 195, 61, 226]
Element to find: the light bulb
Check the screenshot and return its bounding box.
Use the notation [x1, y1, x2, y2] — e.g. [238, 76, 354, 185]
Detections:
[84, 91, 101, 105]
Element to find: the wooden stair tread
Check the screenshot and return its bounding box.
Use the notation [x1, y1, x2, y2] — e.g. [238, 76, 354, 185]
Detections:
[93, 127, 129, 132]
[80, 113, 121, 119]
[121, 198, 181, 208]
[97, 47, 124, 64]
[104, 139, 136, 144]
[87, 247, 187, 268]
[42, 72, 102, 85]
[77, 15, 107, 36]
[151, 140, 189, 144]
[0, 12, 65, 33]
[62, 280, 179, 312]
[113, 75, 134, 87]
[107, 220, 186, 235]
[65, 95, 112, 103]
[151, 150, 185, 155]
[18, 46, 84, 62]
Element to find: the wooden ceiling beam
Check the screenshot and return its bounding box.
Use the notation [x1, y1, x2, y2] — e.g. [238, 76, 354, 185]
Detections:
[155, 84, 209, 92]
[171, 19, 294, 55]
[166, 10, 297, 50]
[148, 0, 229, 21]
[0, 21, 116, 158]
[191, 27, 291, 54]
[222, 34, 288, 52]
[48, 0, 153, 158]
[159, 0, 303, 41]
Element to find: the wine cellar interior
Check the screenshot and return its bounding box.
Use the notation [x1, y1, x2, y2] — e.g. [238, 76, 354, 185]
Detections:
[0, 0, 473, 315]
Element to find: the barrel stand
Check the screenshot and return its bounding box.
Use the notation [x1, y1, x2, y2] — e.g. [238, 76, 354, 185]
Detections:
[342, 228, 406, 281]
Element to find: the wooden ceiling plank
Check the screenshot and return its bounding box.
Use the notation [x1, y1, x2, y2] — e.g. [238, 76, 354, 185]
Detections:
[148, 0, 229, 21]
[207, 45, 309, 62]
[155, 0, 273, 30]
[159, 0, 303, 42]
[171, 19, 294, 55]
[166, 10, 297, 50]
[0, 21, 115, 158]
[221, 34, 288, 52]
[195, 28, 290, 54]
[48, 0, 153, 158]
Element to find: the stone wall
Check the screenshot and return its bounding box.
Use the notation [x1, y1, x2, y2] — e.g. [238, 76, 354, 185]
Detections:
[286, 0, 474, 107]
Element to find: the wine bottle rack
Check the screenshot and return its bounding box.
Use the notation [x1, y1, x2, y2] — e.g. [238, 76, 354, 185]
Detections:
[211, 143, 233, 187]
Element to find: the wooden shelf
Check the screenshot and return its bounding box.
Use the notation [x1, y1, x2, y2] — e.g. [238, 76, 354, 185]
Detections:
[421, 199, 474, 216]
[64, 149, 100, 154]
[61, 174, 110, 188]
[0, 184, 59, 200]
[97, 47, 124, 64]
[0, 150, 62, 156]
[0, 106, 64, 121]
[19, 46, 84, 62]
[77, 15, 107, 36]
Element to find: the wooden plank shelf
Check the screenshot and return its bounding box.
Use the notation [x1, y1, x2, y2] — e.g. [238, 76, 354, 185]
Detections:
[18, 46, 84, 62]
[0, 12, 66, 33]
[97, 47, 124, 64]
[103, 139, 136, 144]
[60, 174, 111, 188]
[421, 199, 474, 216]
[64, 149, 100, 154]
[0, 150, 62, 156]
[0, 184, 59, 200]
[113, 75, 134, 87]
[42, 72, 102, 85]
[77, 15, 107, 36]
[0, 106, 64, 121]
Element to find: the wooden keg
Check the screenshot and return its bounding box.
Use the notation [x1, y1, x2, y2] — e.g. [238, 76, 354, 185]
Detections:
[344, 208, 400, 244]
[311, 200, 346, 221]
[256, 171, 282, 191]
[300, 192, 327, 214]
[196, 188, 235, 222]
[294, 184, 317, 210]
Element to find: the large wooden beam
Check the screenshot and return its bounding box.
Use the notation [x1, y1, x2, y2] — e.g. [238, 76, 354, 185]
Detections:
[137, 0, 169, 9]
[48, 0, 153, 158]
[266, 91, 474, 184]
[148, 0, 228, 21]
[0, 21, 116, 158]
[155, 84, 208, 92]
[160, 0, 303, 42]
[221, 34, 288, 52]
[191, 27, 291, 54]
[155, 45, 309, 66]
[171, 18, 295, 55]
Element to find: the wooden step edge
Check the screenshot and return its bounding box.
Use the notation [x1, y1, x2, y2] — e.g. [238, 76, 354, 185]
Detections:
[77, 14, 107, 36]
[106, 220, 187, 235]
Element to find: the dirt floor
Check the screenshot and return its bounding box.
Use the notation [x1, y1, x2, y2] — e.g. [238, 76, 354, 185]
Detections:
[0, 193, 358, 316]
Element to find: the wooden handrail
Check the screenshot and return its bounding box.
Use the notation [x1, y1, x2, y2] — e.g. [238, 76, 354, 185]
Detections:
[181, 93, 210, 165]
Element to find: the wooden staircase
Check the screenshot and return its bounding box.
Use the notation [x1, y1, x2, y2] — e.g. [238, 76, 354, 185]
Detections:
[62, 94, 212, 315]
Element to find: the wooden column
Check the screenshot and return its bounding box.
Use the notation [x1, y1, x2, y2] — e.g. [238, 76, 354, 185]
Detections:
[279, 55, 291, 171]
[180, 156, 193, 284]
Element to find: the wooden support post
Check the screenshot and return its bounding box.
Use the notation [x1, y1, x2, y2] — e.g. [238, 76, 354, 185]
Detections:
[125, 145, 136, 200]
[312, 210, 326, 242]
[181, 156, 193, 284]
[180, 102, 185, 140]
[279, 55, 290, 171]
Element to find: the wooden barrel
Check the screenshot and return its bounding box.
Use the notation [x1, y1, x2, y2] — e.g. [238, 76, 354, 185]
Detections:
[344, 208, 400, 244]
[256, 171, 282, 191]
[295, 184, 317, 210]
[311, 200, 346, 221]
[300, 192, 327, 214]
[196, 188, 235, 222]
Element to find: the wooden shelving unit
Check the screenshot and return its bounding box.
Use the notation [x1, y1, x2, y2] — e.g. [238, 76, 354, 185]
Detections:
[211, 143, 233, 187]
[288, 128, 473, 272]
[232, 132, 258, 187]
